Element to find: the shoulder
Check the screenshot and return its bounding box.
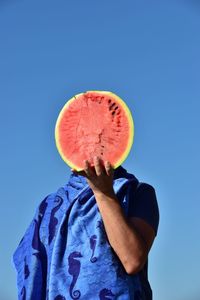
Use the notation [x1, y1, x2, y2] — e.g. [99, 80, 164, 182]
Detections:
[128, 181, 160, 236]
[136, 182, 156, 193]
[37, 192, 57, 208]
[35, 191, 59, 220]
[130, 181, 157, 206]
[135, 182, 158, 206]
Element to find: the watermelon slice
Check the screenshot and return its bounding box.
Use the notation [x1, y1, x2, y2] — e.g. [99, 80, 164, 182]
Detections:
[55, 91, 134, 171]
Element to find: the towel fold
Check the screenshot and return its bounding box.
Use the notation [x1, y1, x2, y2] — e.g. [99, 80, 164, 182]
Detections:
[12, 166, 143, 300]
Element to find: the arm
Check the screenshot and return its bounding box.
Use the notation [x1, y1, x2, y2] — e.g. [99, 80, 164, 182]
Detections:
[94, 190, 155, 274]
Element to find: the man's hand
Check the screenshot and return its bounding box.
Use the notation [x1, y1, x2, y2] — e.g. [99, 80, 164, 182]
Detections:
[71, 156, 115, 196]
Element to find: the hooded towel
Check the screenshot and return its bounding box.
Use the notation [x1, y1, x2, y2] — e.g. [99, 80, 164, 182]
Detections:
[12, 166, 143, 300]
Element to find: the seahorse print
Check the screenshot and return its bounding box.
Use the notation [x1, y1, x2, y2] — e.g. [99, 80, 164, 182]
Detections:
[99, 288, 115, 299]
[48, 196, 63, 245]
[65, 189, 69, 199]
[32, 219, 48, 300]
[78, 189, 93, 205]
[60, 212, 68, 237]
[24, 257, 30, 279]
[32, 195, 48, 251]
[68, 251, 83, 299]
[89, 234, 97, 262]
[32, 219, 40, 251]
[96, 219, 109, 243]
[20, 286, 26, 300]
[38, 196, 48, 222]
[54, 295, 66, 300]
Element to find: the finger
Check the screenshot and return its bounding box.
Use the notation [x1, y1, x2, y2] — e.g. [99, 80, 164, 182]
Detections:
[104, 161, 114, 176]
[84, 160, 94, 177]
[94, 156, 104, 176]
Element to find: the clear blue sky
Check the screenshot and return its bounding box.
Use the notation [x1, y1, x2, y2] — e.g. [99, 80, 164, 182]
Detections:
[0, 1, 200, 299]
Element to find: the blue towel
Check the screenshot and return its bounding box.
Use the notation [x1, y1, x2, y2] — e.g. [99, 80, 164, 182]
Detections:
[12, 166, 143, 300]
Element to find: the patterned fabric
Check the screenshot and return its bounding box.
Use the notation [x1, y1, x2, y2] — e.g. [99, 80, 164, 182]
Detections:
[12, 166, 144, 300]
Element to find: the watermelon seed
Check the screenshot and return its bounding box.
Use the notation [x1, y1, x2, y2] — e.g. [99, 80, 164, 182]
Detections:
[96, 96, 102, 104]
[108, 99, 112, 103]
[114, 106, 118, 110]
[109, 103, 116, 110]
[112, 111, 116, 115]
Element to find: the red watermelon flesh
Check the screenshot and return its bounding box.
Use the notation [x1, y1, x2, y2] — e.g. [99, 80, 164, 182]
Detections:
[55, 91, 134, 171]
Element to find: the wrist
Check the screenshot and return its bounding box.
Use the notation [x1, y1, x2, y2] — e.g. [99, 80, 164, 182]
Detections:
[93, 189, 116, 200]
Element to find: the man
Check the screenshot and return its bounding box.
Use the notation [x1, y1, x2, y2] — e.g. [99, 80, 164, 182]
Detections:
[13, 156, 159, 299]
[71, 157, 159, 299]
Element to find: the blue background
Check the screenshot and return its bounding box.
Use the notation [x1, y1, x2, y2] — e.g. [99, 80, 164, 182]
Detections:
[0, 1, 200, 299]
